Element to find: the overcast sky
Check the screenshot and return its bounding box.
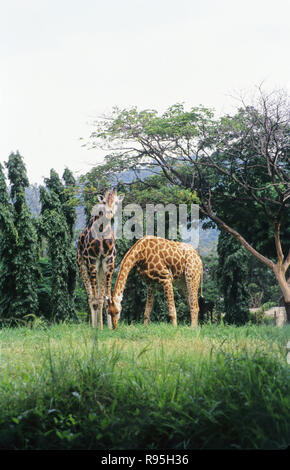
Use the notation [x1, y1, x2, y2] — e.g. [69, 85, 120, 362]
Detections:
[0, 0, 289, 184]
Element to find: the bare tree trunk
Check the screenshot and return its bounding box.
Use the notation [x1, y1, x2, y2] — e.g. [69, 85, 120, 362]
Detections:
[273, 267, 290, 322]
[272, 221, 290, 322]
[287, 277, 290, 322]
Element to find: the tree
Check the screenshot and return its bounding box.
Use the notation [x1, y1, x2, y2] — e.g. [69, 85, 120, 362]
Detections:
[0, 153, 39, 321]
[0, 163, 18, 320]
[78, 162, 113, 223]
[39, 169, 77, 321]
[86, 89, 290, 322]
[61, 168, 78, 238]
[217, 231, 251, 324]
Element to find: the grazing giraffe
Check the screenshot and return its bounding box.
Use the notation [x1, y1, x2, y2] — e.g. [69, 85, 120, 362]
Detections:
[77, 189, 123, 328]
[107, 236, 203, 329]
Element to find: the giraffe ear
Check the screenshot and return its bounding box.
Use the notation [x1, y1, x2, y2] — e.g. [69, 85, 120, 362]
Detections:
[97, 195, 104, 203]
[117, 194, 125, 204]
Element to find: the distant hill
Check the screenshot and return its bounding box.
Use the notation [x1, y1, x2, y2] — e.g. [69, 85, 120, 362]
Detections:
[109, 168, 158, 185]
[198, 227, 218, 256]
[25, 185, 41, 217]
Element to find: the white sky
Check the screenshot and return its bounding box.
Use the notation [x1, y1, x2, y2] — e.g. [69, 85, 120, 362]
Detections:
[0, 0, 289, 184]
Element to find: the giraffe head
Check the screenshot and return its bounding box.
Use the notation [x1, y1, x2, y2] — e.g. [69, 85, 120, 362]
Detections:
[93, 188, 124, 220]
[107, 296, 121, 329]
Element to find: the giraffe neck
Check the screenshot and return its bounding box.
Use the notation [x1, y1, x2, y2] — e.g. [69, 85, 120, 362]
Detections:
[113, 244, 141, 304]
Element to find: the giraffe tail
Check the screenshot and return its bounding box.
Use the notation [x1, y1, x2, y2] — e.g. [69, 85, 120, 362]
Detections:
[200, 269, 204, 298]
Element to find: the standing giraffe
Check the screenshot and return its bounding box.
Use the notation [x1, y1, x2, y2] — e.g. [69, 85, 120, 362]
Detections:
[107, 236, 203, 329]
[77, 189, 123, 328]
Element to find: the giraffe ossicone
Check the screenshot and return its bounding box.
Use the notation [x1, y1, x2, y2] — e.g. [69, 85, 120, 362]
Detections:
[108, 235, 203, 329]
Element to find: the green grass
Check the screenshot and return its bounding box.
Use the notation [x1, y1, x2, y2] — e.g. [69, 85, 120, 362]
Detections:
[0, 321, 289, 449]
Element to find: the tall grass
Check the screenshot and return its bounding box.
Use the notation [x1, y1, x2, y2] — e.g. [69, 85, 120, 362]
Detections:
[0, 322, 289, 449]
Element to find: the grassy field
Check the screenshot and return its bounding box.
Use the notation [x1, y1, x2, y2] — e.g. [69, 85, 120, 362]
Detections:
[0, 321, 289, 450]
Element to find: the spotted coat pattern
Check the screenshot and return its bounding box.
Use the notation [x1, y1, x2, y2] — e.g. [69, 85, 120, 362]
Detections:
[108, 236, 203, 328]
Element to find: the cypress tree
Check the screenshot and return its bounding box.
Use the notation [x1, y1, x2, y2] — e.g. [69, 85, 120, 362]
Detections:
[62, 168, 78, 299]
[0, 163, 18, 319]
[2, 152, 39, 320]
[39, 169, 77, 321]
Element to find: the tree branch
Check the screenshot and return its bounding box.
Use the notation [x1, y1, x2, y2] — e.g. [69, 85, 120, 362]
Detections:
[274, 219, 284, 266]
[283, 249, 290, 274]
[200, 200, 274, 270]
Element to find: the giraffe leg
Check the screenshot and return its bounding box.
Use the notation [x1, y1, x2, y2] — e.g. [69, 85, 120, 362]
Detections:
[88, 262, 100, 328]
[104, 264, 114, 300]
[144, 285, 155, 325]
[185, 274, 200, 328]
[98, 271, 106, 331]
[102, 258, 114, 329]
[78, 259, 92, 300]
[178, 278, 199, 325]
[161, 278, 177, 327]
[103, 259, 114, 329]
[78, 259, 98, 327]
